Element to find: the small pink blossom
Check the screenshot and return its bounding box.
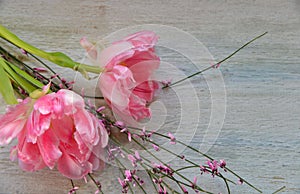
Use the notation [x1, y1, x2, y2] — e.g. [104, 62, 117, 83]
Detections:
[238, 178, 244, 185]
[181, 184, 188, 193]
[81, 31, 160, 122]
[161, 79, 172, 87]
[127, 131, 132, 142]
[210, 61, 221, 68]
[118, 125, 131, 141]
[153, 163, 173, 176]
[115, 120, 125, 128]
[135, 151, 142, 161]
[0, 88, 108, 179]
[124, 170, 133, 182]
[199, 165, 208, 174]
[152, 144, 160, 151]
[158, 186, 167, 194]
[168, 132, 176, 144]
[33, 67, 48, 72]
[139, 127, 153, 141]
[50, 74, 58, 79]
[127, 154, 137, 167]
[118, 177, 129, 193]
[206, 160, 219, 176]
[191, 176, 197, 189]
[20, 48, 28, 56]
[219, 159, 226, 168]
[68, 186, 79, 194]
[96, 106, 105, 113]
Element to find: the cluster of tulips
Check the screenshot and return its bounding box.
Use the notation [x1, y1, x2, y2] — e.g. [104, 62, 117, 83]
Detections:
[0, 24, 267, 193]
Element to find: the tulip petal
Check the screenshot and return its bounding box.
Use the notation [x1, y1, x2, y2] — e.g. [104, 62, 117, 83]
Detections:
[122, 31, 158, 47]
[0, 118, 26, 145]
[133, 81, 160, 102]
[74, 110, 99, 146]
[0, 99, 30, 145]
[26, 111, 51, 143]
[37, 129, 62, 169]
[80, 37, 98, 60]
[57, 147, 92, 179]
[51, 116, 74, 143]
[97, 31, 160, 121]
[99, 41, 134, 69]
[18, 141, 46, 171]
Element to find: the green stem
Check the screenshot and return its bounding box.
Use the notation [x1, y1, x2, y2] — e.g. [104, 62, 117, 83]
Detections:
[111, 136, 184, 193]
[0, 24, 103, 76]
[130, 137, 212, 194]
[0, 46, 58, 89]
[148, 136, 237, 186]
[128, 126, 263, 193]
[219, 173, 231, 194]
[164, 32, 268, 88]
[88, 173, 104, 194]
[145, 170, 159, 193]
[115, 156, 147, 194]
[272, 186, 285, 194]
[115, 158, 135, 194]
[70, 179, 77, 194]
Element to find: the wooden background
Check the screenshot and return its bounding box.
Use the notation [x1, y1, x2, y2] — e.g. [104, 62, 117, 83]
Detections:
[0, 0, 299, 193]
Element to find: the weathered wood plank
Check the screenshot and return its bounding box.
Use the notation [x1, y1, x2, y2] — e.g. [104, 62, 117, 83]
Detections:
[0, 0, 299, 193]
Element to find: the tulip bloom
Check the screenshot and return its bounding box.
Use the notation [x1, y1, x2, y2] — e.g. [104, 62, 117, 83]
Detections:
[81, 31, 160, 121]
[0, 88, 108, 179]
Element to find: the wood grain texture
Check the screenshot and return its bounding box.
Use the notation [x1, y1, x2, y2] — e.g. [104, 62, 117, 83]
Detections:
[0, 0, 299, 193]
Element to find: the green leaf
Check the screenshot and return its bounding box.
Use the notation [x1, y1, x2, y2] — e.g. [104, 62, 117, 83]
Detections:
[7, 61, 44, 89]
[0, 24, 102, 77]
[0, 59, 37, 93]
[0, 58, 18, 104]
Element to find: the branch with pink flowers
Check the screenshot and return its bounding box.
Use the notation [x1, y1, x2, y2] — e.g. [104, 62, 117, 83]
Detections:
[0, 25, 277, 193]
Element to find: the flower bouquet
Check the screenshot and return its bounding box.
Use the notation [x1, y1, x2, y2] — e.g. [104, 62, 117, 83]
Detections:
[0, 24, 274, 193]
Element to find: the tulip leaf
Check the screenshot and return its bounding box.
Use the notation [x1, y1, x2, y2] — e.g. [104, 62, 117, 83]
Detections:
[0, 59, 37, 93]
[0, 24, 101, 77]
[0, 58, 18, 104]
[7, 61, 44, 89]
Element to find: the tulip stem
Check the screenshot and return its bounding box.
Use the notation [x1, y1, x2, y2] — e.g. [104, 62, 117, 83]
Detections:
[70, 179, 77, 194]
[0, 24, 103, 78]
[272, 186, 285, 194]
[88, 173, 104, 194]
[163, 32, 268, 88]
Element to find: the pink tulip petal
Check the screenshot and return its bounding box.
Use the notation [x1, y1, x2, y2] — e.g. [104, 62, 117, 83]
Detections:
[18, 141, 45, 171]
[59, 89, 85, 111]
[125, 50, 159, 70]
[9, 146, 18, 161]
[99, 66, 134, 109]
[122, 31, 158, 47]
[128, 95, 151, 120]
[0, 88, 107, 179]
[80, 37, 98, 60]
[34, 94, 56, 115]
[99, 41, 134, 69]
[26, 111, 51, 143]
[37, 129, 62, 169]
[96, 31, 160, 121]
[73, 131, 92, 161]
[0, 99, 31, 145]
[57, 147, 92, 179]
[51, 116, 74, 143]
[74, 110, 99, 146]
[98, 123, 109, 148]
[0, 118, 26, 145]
[133, 81, 160, 102]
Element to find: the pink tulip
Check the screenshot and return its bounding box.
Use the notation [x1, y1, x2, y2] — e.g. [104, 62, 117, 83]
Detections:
[81, 31, 160, 121]
[0, 88, 108, 179]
